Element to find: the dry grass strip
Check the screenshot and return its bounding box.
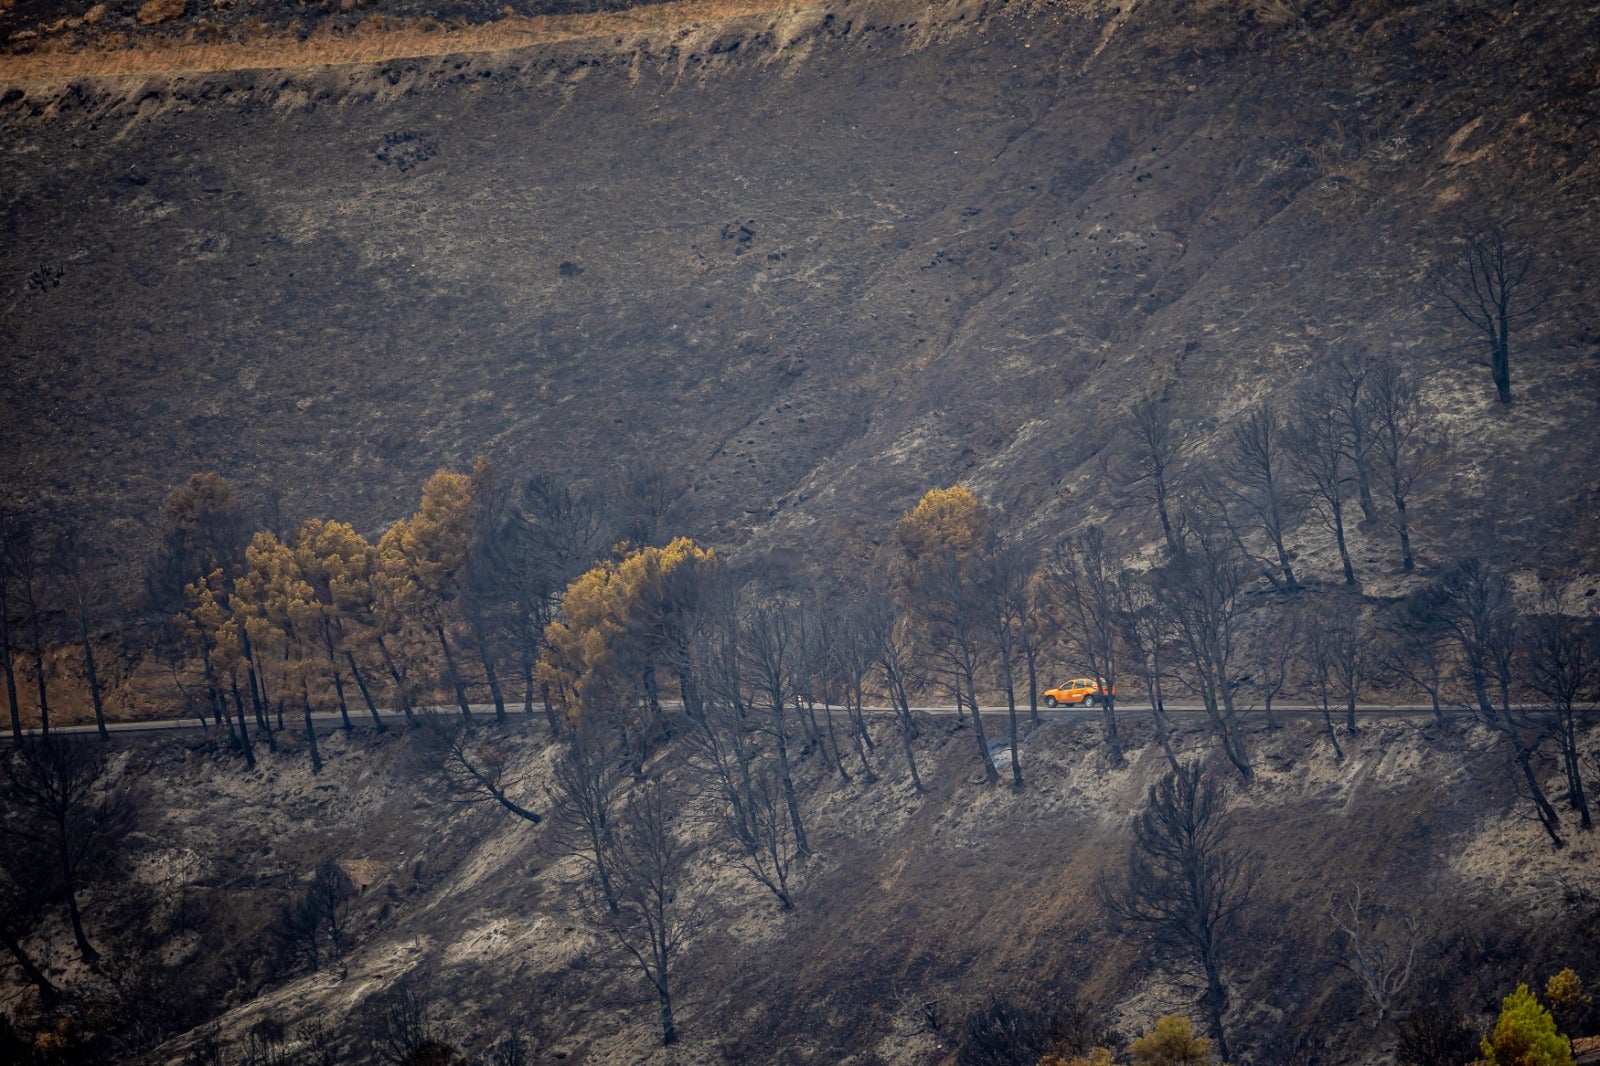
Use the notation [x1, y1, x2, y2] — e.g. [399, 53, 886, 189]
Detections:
[0, 0, 812, 84]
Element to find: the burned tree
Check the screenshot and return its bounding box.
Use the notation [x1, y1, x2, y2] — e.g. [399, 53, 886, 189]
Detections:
[896, 487, 999, 784]
[1103, 763, 1258, 1063]
[430, 719, 541, 825]
[544, 716, 626, 914]
[0, 512, 25, 741]
[1218, 402, 1303, 593]
[1326, 886, 1422, 1027]
[579, 780, 700, 1046]
[1126, 392, 1190, 556]
[502, 474, 607, 731]
[1325, 595, 1370, 735]
[0, 850, 59, 1004]
[1322, 345, 1381, 525]
[980, 537, 1039, 788]
[740, 596, 811, 856]
[1244, 602, 1297, 731]
[373, 988, 460, 1066]
[861, 589, 926, 794]
[1432, 226, 1548, 406]
[1118, 573, 1182, 774]
[1050, 526, 1126, 767]
[828, 604, 882, 784]
[678, 587, 802, 908]
[1381, 593, 1455, 727]
[612, 461, 689, 549]
[1157, 508, 1257, 782]
[277, 859, 356, 977]
[1430, 559, 1564, 847]
[1362, 357, 1443, 574]
[0, 733, 134, 965]
[1289, 382, 1359, 586]
[1522, 583, 1596, 831]
[3, 516, 53, 735]
[1298, 603, 1348, 760]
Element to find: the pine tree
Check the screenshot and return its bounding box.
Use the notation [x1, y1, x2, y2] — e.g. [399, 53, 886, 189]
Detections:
[1129, 1016, 1212, 1066]
[1481, 985, 1574, 1066]
[1545, 970, 1593, 1043]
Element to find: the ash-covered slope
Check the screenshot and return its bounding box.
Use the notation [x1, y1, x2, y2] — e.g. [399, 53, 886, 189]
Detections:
[53, 717, 1600, 1065]
[2, 0, 1598, 577]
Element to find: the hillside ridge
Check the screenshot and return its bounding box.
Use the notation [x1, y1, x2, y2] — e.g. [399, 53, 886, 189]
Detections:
[2, 0, 1597, 623]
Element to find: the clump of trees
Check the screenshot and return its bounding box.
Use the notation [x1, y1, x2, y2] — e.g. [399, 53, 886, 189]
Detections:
[3, 321, 1597, 1063]
[1481, 984, 1574, 1066]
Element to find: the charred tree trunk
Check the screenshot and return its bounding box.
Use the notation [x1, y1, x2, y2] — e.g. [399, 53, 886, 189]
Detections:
[541, 680, 562, 736]
[771, 706, 810, 858]
[55, 814, 97, 965]
[3, 641, 19, 741]
[231, 680, 255, 769]
[471, 623, 507, 723]
[437, 625, 474, 724]
[0, 922, 58, 1004]
[376, 634, 413, 724]
[29, 620, 49, 736]
[78, 621, 108, 740]
[346, 652, 386, 732]
[303, 689, 323, 775]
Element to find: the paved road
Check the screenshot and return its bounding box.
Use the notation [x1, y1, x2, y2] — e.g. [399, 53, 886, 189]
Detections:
[3, 700, 1488, 741]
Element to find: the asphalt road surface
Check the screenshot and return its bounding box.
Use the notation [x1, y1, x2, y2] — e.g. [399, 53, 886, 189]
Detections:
[4, 700, 1491, 741]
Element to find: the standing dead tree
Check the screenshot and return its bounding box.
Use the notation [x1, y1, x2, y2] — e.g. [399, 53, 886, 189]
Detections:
[1430, 559, 1564, 848]
[1431, 226, 1548, 405]
[53, 527, 116, 739]
[3, 516, 53, 735]
[914, 552, 999, 784]
[980, 537, 1036, 789]
[0, 734, 133, 966]
[580, 780, 701, 1047]
[1244, 602, 1297, 731]
[544, 716, 626, 914]
[861, 590, 926, 794]
[1298, 603, 1348, 760]
[1325, 595, 1371, 735]
[1157, 508, 1257, 783]
[1289, 382, 1359, 586]
[1327, 885, 1422, 1027]
[681, 595, 803, 911]
[1126, 392, 1190, 557]
[1381, 593, 1455, 728]
[828, 605, 881, 784]
[1362, 357, 1445, 574]
[506, 475, 608, 733]
[717, 756, 801, 911]
[1522, 583, 1596, 831]
[0, 512, 20, 741]
[1102, 763, 1259, 1063]
[1323, 345, 1380, 525]
[1218, 402, 1303, 593]
[1119, 573, 1182, 774]
[373, 988, 460, 1066]
[0, 851, 59, 1005]
[741, 597, 811, 857]
[276, 859, 356, 978]
[1050, 527, 1127, 767]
